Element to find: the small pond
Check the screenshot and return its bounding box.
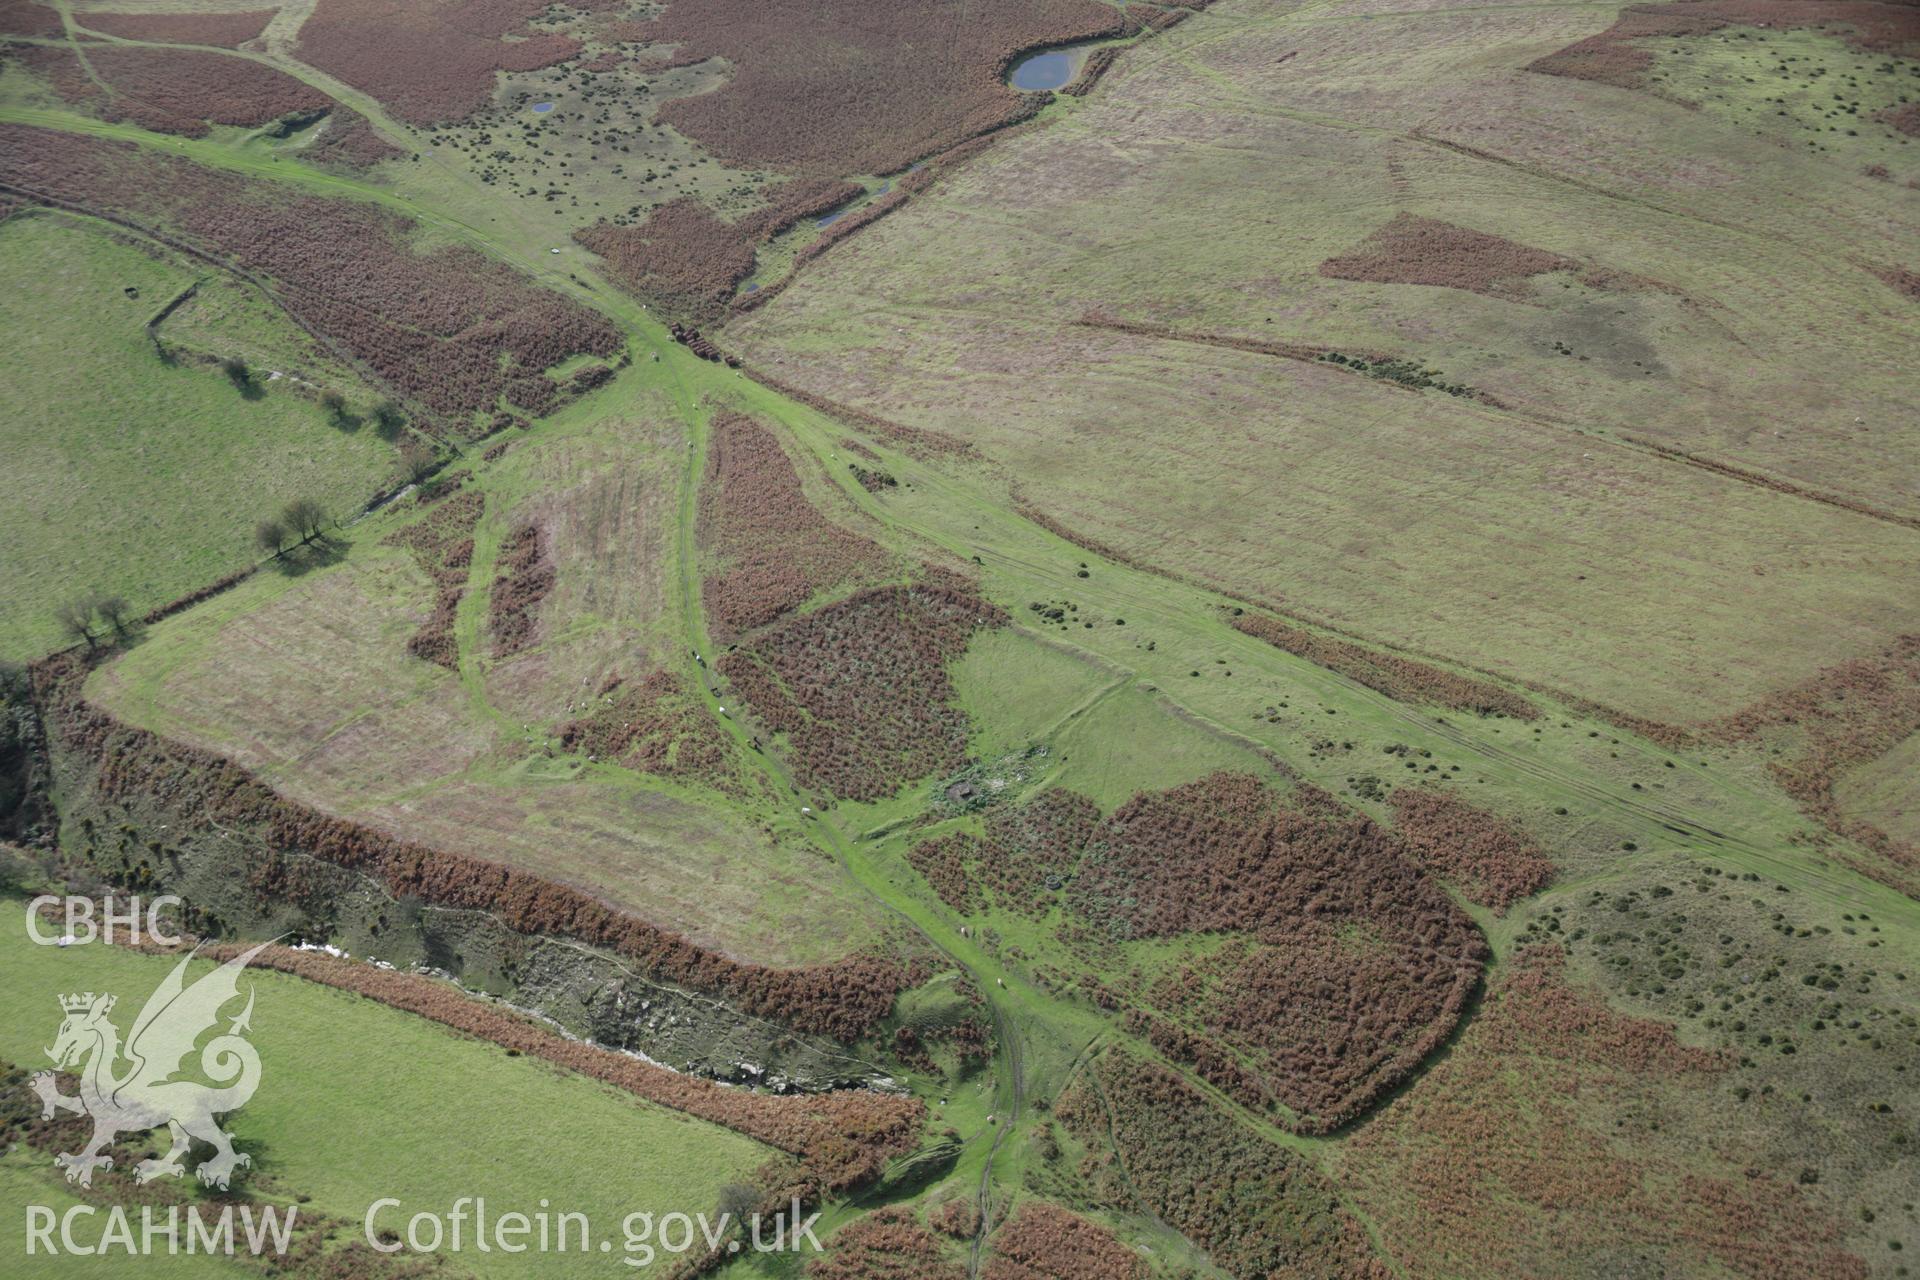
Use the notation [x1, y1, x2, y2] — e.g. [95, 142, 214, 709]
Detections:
[531, 102, 554, 114]
[1009, 49, 1076, 91]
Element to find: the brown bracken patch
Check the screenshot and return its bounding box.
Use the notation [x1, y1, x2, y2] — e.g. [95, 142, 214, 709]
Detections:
[1054, 1050, 1392, 1279]
[914, 773, 1487, 1133]
[1869, 263, 1920, 301]
[1344, 943, 1867, 1280]
[632, 0, 1128, 177]
[717, 582, 1007, 802]
[576, 199, 760, 324]
[556, 670, 735, 786]
[0, 0, 62, 37]
[384, 490, 484, 670]
[582, 175, 862, 324]
[19, 44, 331, 137]
[1078, 773, 1485, 1131]
[305, 108, 406, 171]
[1389, 787, 1555, 912]
[1319, 213, 1577, 299]
[79, 8, 274, 47]
[488, 521, 553, 658]
[1879, 102, 1920, 136]
[1232, 610, 1540, 719]
[294, 0, 580, 125]
[807, 1207, 965, 1280]
[983, 1202, 1144, 1280]
[699, 410, 886, 639]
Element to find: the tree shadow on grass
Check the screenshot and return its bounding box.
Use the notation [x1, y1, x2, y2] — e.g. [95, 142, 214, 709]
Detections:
[273, 538, 346, 578]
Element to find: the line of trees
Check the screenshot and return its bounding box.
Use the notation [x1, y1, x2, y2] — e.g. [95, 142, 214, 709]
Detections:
[53, 495, 335, 652]
[55, 595, 133, 651]
[254, 497, 331, 559]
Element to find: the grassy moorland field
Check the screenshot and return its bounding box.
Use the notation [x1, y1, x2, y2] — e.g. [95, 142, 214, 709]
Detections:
[1, 0, 1917, 1276]
[1839, 732, 1920, 847]
[0, 210, 395, 660]
[728, 0, 1920, 727]
[0, 910, 770, 1278]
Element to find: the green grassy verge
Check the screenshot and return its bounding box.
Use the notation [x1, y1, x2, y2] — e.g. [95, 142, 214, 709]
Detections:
[0, 910, 770, 1278]
[0, 209, 395, 661]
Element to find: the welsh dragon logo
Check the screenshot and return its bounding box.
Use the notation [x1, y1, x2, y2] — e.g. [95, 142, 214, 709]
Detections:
[31, 943, 268, 1190]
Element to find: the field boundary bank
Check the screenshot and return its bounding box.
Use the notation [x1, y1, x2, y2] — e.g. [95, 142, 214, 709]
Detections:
[29, 647, 919, 1044]
[1626, 436, 1920, 532]
[1077, 314, 1920, 533]
[0, 183, 400, 404]
[110, 934, 924, 1198]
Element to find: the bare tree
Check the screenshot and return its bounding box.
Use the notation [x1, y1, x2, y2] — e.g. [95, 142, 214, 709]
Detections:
[55, 599, 98, 650]
[281, 498, 329, 546]
[96, 596, 132, 639]
[716, 1183, 761, 1223]
[255, 519, 288, 558]
[400, 440, 437, 484]
[221, 355, 253, 391]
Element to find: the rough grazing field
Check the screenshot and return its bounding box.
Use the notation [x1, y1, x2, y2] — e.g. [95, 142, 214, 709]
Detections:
[1705, 633, 1920, 895]
[728, 0, 1920, 725]
[56, 636, 911, 1040]
[477, 411, 688, 726]
[83, 486, 889, 971]
[1837, 730, 1920, 848]
[0, 125, 623, 425]
[1537, 861, 1920, 1270]
[0, 210, 393, 660]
